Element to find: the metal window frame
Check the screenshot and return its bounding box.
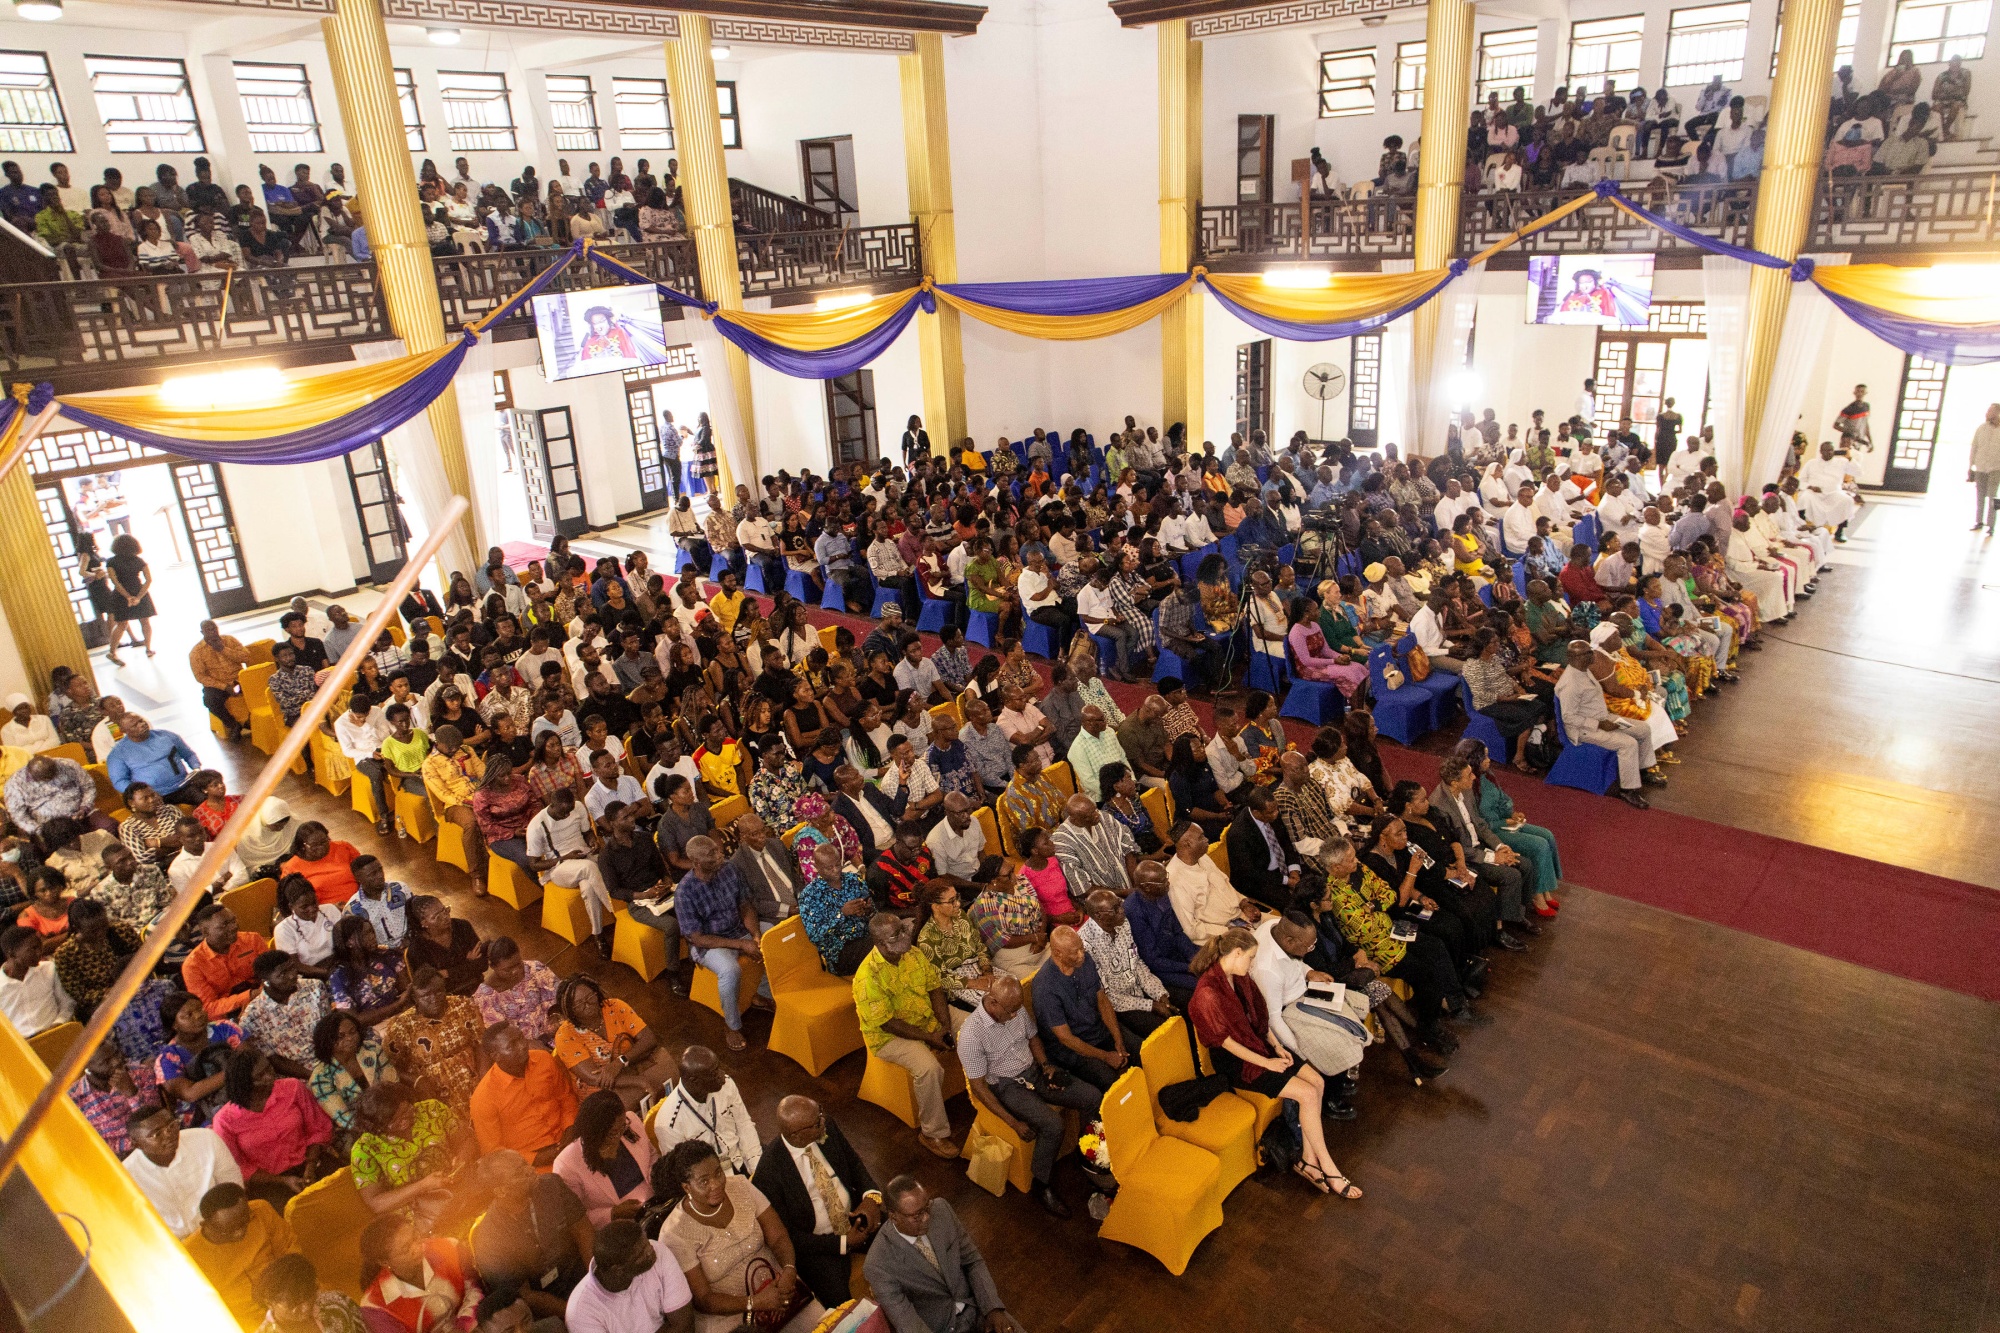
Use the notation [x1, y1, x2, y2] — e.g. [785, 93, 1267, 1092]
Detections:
[1475, 27, 1540, 105]
[1317, 47, 1377, 119]
[1566, 14, 1647, 89]
[611, 75, 672, 152]
[394, 67, 425, 152]
[438, 68, 518, 153]
[84, 53, 205, 154]
[1888, 0, 1990, 63]
[1664, 1, 1752, 86]
[547, 73, 603, 153]
[1394, 40, 1427, 112]
[0, 49, 74, 155]
[233, 60, 323, 155]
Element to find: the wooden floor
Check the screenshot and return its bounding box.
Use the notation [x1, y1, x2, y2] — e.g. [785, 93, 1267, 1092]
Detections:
[102, 485, 2000, 1333]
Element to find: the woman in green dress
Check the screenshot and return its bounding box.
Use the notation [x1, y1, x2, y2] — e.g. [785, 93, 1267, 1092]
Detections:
[1453, 739, 1562, 911]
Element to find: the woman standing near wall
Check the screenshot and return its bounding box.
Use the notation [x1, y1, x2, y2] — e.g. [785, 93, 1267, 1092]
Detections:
[694, 412, 717, 491]
[107, 534, 158, 662]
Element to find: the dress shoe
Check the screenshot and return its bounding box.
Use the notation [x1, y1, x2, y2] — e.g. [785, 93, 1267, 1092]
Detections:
[1464, 957, 1490, 985]
[1450, 1005, 1495, 1028]
[1322, 1098, 1359, 1122]
[919, 1134, 959, 1160]
[1418, 1023, 1458, 1055]
[1401, 1045, 1449, 1082]
[1514, 916, 1543, 935]
[1334, 1073, 1359, 1099]
[1460, 981, 1482, 1001]
[1494, 930, 1528, 951]
[1618, 789, 1651, 809]
[1641, 770, 1668, 787]
[1037, 1186, 1072, 1218]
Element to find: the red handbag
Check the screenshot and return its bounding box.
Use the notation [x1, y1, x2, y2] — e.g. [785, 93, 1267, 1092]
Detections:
[743, 1255, 814, 1330]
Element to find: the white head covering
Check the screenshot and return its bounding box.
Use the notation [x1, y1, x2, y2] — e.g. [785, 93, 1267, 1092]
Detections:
[1588, 622, 1620, 648]
[3, 693, 30, 713]
[235, 796, 295, 867]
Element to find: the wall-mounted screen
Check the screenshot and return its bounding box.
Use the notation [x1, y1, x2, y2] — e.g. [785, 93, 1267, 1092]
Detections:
[1524, 254, 1655, 329]
[533, 285, 672, 381]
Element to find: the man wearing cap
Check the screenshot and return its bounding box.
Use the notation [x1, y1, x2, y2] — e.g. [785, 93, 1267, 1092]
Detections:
[861, 606, 907, 665]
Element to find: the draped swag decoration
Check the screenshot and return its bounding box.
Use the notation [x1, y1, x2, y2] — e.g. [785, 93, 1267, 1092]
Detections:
[14, 187, 1998, 467]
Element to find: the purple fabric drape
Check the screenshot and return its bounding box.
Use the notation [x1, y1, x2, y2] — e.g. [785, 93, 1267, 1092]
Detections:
[939, 272, 1188, 314]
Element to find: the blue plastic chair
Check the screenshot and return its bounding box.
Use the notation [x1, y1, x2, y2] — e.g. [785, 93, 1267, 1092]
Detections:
[1573, 512, 1602, 554]
[1477, 583, 1496, 609]
[966, 609, 1000, 649]
[709, 552, 736, 582]
[744, 560, 770, 595]
[917, 591, 955, 634]
[1457, 675, 1508, 766]
[1277, 544, 1296, 568]
[1278, 643, 1347, 726]
[1513, 561, 1530, 595]
[1545, 698, 1621, 795]
[1336, 553, 1362, 579]
[1365, 646, 1436, 745]
[870, 584, 902, 619]
[1246, 650, 1286, 694]
[1021, 616, 1060, 659]
[675, 545, 698, 573]
[785, 567, 821, 602]
[1089, 633, 1119, 677]
[1394, 633, 1460, 722]
[819, 566, 848, 612]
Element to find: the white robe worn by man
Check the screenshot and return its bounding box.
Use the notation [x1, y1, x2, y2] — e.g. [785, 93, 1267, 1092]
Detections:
[1726, 524, 1793, 617]
[1595, 484, 1646, 543]
[1798, 448, 1860, 529]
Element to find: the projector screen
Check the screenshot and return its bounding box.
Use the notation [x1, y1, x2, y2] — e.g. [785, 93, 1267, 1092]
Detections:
[533, 285, 673, 381]
[1524, 254, 1655, 329]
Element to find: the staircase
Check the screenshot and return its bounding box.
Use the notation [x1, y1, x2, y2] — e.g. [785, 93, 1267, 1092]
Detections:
[729, 178, 840, 236]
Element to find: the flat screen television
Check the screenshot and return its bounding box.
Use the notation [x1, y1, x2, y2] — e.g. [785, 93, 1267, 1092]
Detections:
[1524, 254, 1655, 329]
[533, 285, 672, 381]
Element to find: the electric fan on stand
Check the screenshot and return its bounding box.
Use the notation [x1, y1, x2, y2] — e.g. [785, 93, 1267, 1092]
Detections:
[1303, 363, 1347, 444]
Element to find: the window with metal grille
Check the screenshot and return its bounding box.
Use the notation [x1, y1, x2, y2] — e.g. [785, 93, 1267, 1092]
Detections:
[1318, 48, 1377, 118]
[1235, 340, 1273, 440]
[439, 69, 516, 152]
[612, 77, 671, 151]
[1349, 332, 1382, 448]
[85, 55, 204, 153]
[547, 74, 601, 152]
[1889, 0, 1989, 63]
[0, 50, 72, 154]
[395, 68, 425, 151]
[234, 62, 322, 154]
[1476, 28, 1539, 104]
[1885, 354, 1948, 489]
[1394, 41, 1426, 111]
[717, 80, 741, 149]
[1665, 3, 1751, 85]
[1772, 0, 1860, 73]
[1567, 15, 1645, 91]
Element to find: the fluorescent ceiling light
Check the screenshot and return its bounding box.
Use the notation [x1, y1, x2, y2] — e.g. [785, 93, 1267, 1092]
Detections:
[15, 0, 63, 20]
[1262, 267, 1333, 288]
[427, 25, 461, 44]
[160, 366, 287, 411]
[710, 45, 732, 60]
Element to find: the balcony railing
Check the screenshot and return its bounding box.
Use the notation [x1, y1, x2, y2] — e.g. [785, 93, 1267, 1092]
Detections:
[1197, 168, 2000, 264]
[730, 178, 840, 237]
[434, 238, 701, 337]
[0, 262, 388, 383]
[738, 223, 923, 299]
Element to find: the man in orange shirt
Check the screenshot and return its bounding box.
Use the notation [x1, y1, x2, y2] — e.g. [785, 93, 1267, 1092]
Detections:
[470, 1021, 578, 1169]
[181, 906, 266, 1020]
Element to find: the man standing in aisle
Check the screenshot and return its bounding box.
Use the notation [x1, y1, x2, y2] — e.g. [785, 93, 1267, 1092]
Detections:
[1969, 403, 2000, 534]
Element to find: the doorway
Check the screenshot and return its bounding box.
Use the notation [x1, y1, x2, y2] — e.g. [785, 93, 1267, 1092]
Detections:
[1349, 332, 1382, 450]
[1883, 353, 1947, 493]
[825, 370, 879, 470]
[1235, 339, 1272, 441]
[622, 348, 706, 513]
[502, 406, 590, 543]
[343, 440, 410, 585]
[1236, 114, 1274, 204]
[1592, 301, 1710, 435]
[800, 137, 857, 224]
[25, 426, 253, 651]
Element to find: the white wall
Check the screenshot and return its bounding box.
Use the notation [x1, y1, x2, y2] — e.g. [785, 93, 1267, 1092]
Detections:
[223, 457, 368, 599]
[494, 336, 642, 522]
[1799, 313, 1908, 484]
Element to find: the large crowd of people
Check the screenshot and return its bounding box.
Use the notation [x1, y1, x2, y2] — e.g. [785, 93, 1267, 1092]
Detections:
[0, 388, 1868, 1331]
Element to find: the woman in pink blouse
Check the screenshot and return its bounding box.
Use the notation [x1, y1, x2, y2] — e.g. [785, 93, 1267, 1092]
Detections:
[552, 1090, 658, 1226]
[1017, 827, 1082, 926]
[1286, 595, 1370, 697]
[209, 1048, 337, 1198]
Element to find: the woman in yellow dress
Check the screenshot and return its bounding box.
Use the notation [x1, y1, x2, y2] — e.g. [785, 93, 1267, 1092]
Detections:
[1448, 513, 1491, 584]
[1586, 622, 1677, 756]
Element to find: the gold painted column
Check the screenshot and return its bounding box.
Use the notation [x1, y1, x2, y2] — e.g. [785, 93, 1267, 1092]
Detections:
[0, 462, 91, 692]
[665, 12, 752, 495]
[322, 0, 479, 562]
[900, 32, 966, 453]
[1408, 0, 1475, 453]
[1159, 21, 1204, 439]
[1741, 0, 1841, 488]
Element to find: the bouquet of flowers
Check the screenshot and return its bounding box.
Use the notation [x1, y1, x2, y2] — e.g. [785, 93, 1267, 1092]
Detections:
[1078, 1120, 1110, 1172]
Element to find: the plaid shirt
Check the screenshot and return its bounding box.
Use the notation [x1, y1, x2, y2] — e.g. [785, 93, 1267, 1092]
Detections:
[1108, 576, 1157, 655]
[1159, 593, 1202, 650]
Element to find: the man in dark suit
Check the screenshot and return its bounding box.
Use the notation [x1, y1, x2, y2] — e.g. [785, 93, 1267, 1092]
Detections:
[863, 1176, 1021, 1333]
[1429, 753, 1532, 948]
[1223, 784, 1309, 913]
[831, 763, 900, 863]
[750, 1094, 883, 1310]
[728, 812, 801, 927]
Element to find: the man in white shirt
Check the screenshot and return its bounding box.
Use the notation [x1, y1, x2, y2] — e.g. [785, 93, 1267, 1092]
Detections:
[995, 686, 1056, 770]
[1015, 549, 1075, 652]
[1727, 512, 1794, 618]
[925, 794, 1001, 888]
[1409, 593, 1465, 674]
[651, 1043, 762, 1174]
[1203, 704, 1260, 798]
[168, 815, 247, 896]
[526, 787, 618, 945]
[1594, 474, 1646, 543]
[750, 1095, 886, 1310]
[124, 1106, 242, 1239]
[1502, 484, 1540, 553]
[1432, 478, 1481, 533]
[0, 925, 73, 1035]
[1250, 915, 1369, 1085]
[1075, 569, 1136, 681]
[1636, 507, 1673, 575]
[1575, 378, 1599, 427]
[1797, 441, 1860, 535]
[584, 749, 650, 824]
[1555, 643, 1659, 808]
[1711, 99, 1757, 172]
[335, 696, 396, 836]
[739, 510, 784, 594]
[1531, 473, 1579, 545]
[892, 637, 947, 705]
[564, 1222, 696, 1333]
[1165, 824, 1260, 944]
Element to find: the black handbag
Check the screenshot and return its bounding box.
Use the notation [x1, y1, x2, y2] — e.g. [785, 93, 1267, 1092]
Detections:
[1157, 1072, 1231, 1122]
[1257, 1100, 1304, 1173]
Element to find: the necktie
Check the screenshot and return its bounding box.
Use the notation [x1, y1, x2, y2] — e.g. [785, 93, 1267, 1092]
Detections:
[911, 1233, 942, 1273]
[806, 1146, 845, 1232]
